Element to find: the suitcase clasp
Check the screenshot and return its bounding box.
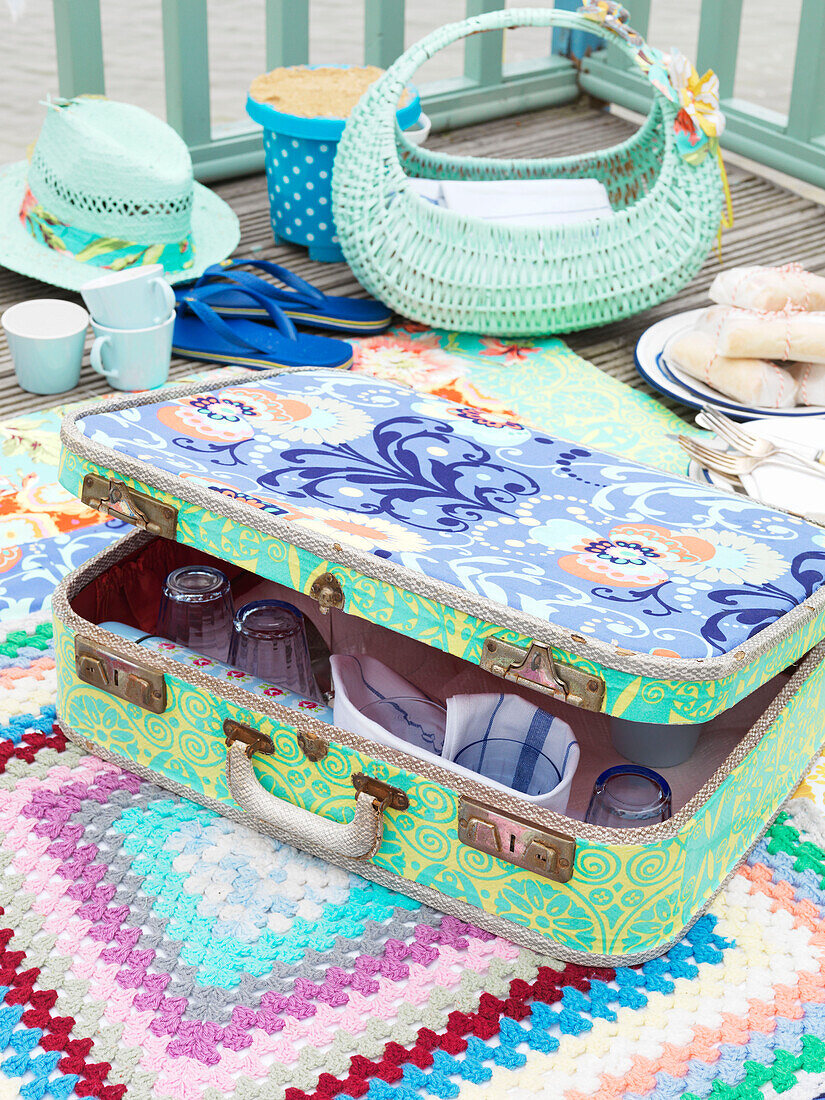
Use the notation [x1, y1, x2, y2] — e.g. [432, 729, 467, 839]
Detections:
[75, 636, 167, 713]
[480, 638, 605, 712]
[351, 772, 410, 811]
[81, 474, 178, 539]
[458, 797, 575, 883]
[309, 572, 345, 615]
[223, 719, 275, 759]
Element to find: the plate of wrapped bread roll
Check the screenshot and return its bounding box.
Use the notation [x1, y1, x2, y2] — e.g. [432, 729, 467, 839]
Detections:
[635, 264, 825, 419]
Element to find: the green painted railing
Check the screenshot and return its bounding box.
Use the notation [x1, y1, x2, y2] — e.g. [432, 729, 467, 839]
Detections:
[52, 0, 825, 189]
[576, 0, 825, 192]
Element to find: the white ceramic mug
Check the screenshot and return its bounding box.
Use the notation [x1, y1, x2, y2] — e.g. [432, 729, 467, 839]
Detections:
[90, 314, 174, 391]
[81, 264, 175, 329]
[1, 298, 88, 395]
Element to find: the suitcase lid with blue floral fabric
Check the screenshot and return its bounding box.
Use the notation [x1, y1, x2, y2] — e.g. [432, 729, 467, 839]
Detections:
[59, 368, 825, 720]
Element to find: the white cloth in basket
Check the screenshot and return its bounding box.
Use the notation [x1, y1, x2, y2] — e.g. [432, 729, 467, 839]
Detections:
[408, 177, 613, 227]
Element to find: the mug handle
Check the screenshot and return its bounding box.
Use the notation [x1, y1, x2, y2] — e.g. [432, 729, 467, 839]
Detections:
[90, 336, 117, 379]
[152, 277, 176, 318]
[403, 111, 432, 146]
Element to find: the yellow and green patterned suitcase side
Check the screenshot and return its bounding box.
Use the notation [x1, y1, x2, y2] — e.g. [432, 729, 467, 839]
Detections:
[53, 577, 825, 965]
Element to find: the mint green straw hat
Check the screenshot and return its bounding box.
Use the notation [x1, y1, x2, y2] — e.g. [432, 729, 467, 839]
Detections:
[0, 97, 240, 291]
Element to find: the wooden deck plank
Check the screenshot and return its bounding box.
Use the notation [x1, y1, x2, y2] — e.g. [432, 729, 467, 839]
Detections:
[0, 100, 823, 421]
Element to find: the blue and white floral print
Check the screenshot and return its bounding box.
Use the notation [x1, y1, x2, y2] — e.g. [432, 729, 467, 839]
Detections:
[77, 371, 825, 659]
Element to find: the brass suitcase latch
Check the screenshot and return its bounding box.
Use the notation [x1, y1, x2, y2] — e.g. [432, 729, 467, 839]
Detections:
[309, 572, 345, 615]
[223, 719, 275, 758]
[81, 474, 177, 539]
[351, 772, 409, 810]
[75, 636, 167, 713]
[458, 797, 575, 883]
[480, 639, 605, 712]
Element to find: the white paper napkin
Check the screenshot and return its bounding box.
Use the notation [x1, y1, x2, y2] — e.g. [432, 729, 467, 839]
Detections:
[408, 177, 614, 227]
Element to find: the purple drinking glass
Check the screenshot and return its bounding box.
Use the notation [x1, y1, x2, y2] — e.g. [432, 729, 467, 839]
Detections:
[156, 565, 234, 661]
[228, 599, 321, 701]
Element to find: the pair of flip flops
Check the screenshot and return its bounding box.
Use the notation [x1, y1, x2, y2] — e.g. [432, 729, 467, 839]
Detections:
[172, 259, 392, 370]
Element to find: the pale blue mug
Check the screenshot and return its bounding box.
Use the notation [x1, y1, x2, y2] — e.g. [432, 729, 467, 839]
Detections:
[81, 264, 175, 329]
[90, 314, 174, 391]
[1, 298, 88, 394]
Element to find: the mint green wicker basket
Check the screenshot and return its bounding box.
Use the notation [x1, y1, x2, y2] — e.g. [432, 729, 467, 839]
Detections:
[332, 7, 724, 336]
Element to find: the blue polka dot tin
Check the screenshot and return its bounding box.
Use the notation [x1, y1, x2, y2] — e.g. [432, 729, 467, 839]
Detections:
[54, 367, 825, 963]
[246, 70, 421, 262]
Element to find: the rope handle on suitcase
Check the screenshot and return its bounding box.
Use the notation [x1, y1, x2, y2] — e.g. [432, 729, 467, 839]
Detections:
[225, 741, 397, 861]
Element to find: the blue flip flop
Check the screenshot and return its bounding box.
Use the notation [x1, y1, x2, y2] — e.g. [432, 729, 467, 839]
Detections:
[175, 259, 393, 335]
[172, 285, 353, 370]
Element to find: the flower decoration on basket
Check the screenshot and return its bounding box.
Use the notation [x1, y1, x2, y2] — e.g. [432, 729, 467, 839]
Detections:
[578, 1, 645, 50]
[578, 3, 732, 238]
[647, 48, 725, 164]
[578, 4, 726, 165]
[579, 1, 630, 29]
[646, 46, 733, 237]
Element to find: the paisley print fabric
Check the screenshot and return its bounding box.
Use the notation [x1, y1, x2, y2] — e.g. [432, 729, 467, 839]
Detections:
[350, 325, 704, 477]
[76, 370, 825, 659]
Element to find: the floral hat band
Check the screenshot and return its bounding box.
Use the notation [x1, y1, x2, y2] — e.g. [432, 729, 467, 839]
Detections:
[19, 184, 194, 272]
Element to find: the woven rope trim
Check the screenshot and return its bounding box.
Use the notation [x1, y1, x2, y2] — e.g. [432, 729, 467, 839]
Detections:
[51, 526, 825, 848]
[59, 369, 825, 687]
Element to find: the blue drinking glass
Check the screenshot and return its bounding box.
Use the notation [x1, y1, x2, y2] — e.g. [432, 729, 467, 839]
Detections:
[585, 765, 672, 828]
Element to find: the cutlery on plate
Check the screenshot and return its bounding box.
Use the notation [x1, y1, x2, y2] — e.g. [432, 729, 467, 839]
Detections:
[679, 436, 825, 526]
[696, 405, 825, 471]
[678, 435, 825, 480]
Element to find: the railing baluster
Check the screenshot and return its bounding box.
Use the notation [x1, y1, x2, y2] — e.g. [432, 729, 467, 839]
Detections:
[53, 0, 105, 98]
[162, 0, 211, 147]
[364, 0, 405, 69]
[787, 0, 825, 141]
[464, 0, 503, 87]
[626, 1, 651, 40]
[697, 0, 742, 100]
[44, 0, 825, 190]
[265, 0, 310, 69]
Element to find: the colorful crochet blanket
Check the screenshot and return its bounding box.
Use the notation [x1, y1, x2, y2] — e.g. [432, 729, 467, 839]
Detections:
[0, 339, 824, 1099]
[2, 615, 825, 1100]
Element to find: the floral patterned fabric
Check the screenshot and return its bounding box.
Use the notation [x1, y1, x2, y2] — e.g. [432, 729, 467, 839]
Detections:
[0, 368, 243, 619]
[350, 326, 705, 478]
[75, 369, 825, 660]
[20, 185, 195, 273]
[0, 330, 700, 620]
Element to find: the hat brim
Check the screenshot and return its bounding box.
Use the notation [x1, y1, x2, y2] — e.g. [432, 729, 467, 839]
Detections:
[0, 161, 240, 291]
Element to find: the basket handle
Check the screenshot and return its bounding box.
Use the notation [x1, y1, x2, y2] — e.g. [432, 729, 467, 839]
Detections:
[372, 6, 655, 121]
[226, 740, 392, 860]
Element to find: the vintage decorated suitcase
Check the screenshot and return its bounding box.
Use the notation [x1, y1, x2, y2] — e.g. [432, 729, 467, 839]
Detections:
[53, 368, 825, 964]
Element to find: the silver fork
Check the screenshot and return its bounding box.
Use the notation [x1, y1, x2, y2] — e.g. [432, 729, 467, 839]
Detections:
[696, 405, 825, 472]
[679, 436, 825, 524]
[678, 435, 778, 478]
